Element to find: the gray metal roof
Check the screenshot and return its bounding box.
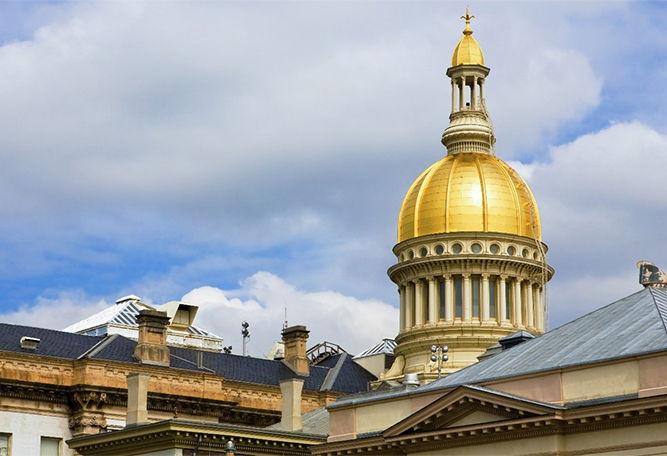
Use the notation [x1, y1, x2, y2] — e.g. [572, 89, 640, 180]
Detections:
[424, 286, 667, 391]
[332, 286, 667, 409]
[355, 339, 397, 359]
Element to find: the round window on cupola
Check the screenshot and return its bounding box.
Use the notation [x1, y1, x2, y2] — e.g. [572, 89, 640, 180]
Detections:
[452, 243, 463, 254]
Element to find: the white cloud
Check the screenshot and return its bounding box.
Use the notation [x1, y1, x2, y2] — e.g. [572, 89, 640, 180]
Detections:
[183, 272, 398, 357]
[522, 122, 667, 327]
[0, 289, 109, 330]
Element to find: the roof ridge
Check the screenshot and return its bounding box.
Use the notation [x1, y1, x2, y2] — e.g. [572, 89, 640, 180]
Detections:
[320, 353, 348, 392]
[78, 334, 119, 359]
[648, 287, 667, 334]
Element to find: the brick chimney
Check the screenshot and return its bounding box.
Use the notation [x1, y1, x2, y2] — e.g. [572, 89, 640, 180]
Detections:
[126, 373, 150, 427]
[134, 310, 171, 366]
[281, 325, 309, 375]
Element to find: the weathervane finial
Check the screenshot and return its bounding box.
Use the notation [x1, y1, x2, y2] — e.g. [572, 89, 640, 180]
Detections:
[461, 7, 475, 35]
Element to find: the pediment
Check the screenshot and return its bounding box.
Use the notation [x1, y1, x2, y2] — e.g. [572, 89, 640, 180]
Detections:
[384, 385, 560, 438]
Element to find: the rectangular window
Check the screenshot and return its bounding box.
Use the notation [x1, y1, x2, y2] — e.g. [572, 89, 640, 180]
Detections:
[505, 281, 512, 320]
[0, 434, 9, 456]
[471, 276, 480, 318]
[454, 277, 462, 318]
[489, 278, 497, 319]
[40, 437, 60, 456]
[439, 279, 445, 320]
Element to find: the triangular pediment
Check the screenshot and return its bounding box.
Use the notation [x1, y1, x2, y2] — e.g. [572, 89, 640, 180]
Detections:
[384, 385, 561, 438]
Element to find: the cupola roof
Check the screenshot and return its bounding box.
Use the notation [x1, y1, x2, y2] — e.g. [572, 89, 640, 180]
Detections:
[451, 8, 485, 67]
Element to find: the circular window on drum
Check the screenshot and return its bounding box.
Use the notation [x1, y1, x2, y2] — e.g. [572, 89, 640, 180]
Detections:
[435, 245, 444, 255]
[409, 251, 415, 260]
[507, 246, 516, 256]
[522, 249, 529, 258]
[452, 243, 463, 254]
[490, 244, 500, 254]
[420, 247, 428, 257]
[471, 243, 482, 254]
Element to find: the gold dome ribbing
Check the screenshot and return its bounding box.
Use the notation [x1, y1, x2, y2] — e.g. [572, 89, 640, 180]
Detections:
[397, 153, 541, 243]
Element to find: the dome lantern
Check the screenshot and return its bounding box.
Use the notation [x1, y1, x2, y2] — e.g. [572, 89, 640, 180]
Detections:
[381, 10, 554, 387]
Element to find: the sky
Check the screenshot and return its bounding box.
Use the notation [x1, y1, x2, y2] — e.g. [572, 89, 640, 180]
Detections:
[0, 1, 666, 357]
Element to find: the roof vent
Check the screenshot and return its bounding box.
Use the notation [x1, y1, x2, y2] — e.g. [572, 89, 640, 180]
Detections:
[499, 331, 535, 351]
[20, 336, 40, 350]
[403, 373, 420, 389]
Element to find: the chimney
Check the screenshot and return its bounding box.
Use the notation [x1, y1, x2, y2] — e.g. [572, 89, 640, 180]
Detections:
[280, 378, 305, 432]
[281, 325, 309, 375]
[126, 373, 150, 427]
[134, 310, 171, 366]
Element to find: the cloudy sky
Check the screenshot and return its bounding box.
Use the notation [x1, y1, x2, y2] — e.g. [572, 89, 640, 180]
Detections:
[0, 1, 665, 357]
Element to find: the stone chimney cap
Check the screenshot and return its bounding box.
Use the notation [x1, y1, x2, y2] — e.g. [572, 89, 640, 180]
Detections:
[282, 325, 309, 338]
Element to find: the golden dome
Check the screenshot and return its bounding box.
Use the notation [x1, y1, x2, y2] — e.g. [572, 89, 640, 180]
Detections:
[398, 153, 540, 243]
[451, 9, 485, 67]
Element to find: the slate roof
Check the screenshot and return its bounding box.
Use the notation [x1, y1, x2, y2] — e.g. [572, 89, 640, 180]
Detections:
[0, 322, 375, 394]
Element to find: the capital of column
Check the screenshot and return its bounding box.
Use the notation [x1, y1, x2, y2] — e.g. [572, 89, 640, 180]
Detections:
[462, 273, 471, 279]
[426, 276, 434, 282]
[481, 273, 490, 280]
[443, 274, 452, 280]
[500, 274, 508, 281]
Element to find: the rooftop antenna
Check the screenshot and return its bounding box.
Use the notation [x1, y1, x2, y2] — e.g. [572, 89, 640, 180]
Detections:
[283, 304, 288, 329]
[241, 321, 250, 356]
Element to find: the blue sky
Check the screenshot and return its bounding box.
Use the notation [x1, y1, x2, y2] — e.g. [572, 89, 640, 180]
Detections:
[0, 1, 666, 356]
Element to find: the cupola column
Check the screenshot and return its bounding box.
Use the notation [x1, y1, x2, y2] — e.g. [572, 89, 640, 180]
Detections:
[459, 77, 465, 111]
[405, 282, 414, 328]
[444, 275, 454, 322]
[427, 276, 438, 324]
[479, 78, 485, 104]
[472, 76, 478, 109]
[462, 274, 472, 322]
[499, 276, 508, 323]
[481, 274, 490, 322]
[451, 80, 457, 113]
[535, 286, 544, 332]
[399, 286, 406, 330]
[514, 279, 523, 326]
[414, 279, 424, 326]
[526, 281, 535, 330]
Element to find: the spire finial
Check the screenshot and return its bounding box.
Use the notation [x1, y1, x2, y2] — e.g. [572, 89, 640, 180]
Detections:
[461, 7, 474, 35]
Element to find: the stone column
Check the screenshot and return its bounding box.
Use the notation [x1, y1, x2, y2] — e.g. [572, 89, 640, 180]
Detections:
[444, 275, 453, 323]
[462, 274, 472, 322]
[514, 279, 523, 326]
[526, 281, 535, 330]
[427, 276, 437, 324]
[414, 279, 424, 326]
[499, 275, 508, 323]
[535, 286, 544, 332]
[472, 76, 478, 109]
[399, 286, 406, 331]
[459, 77, 465, 110]
[405, 282, 414, 328]
[481, 274, 490, 323]
[451, 79, 457, 113]
[480, 78, 485, 103]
